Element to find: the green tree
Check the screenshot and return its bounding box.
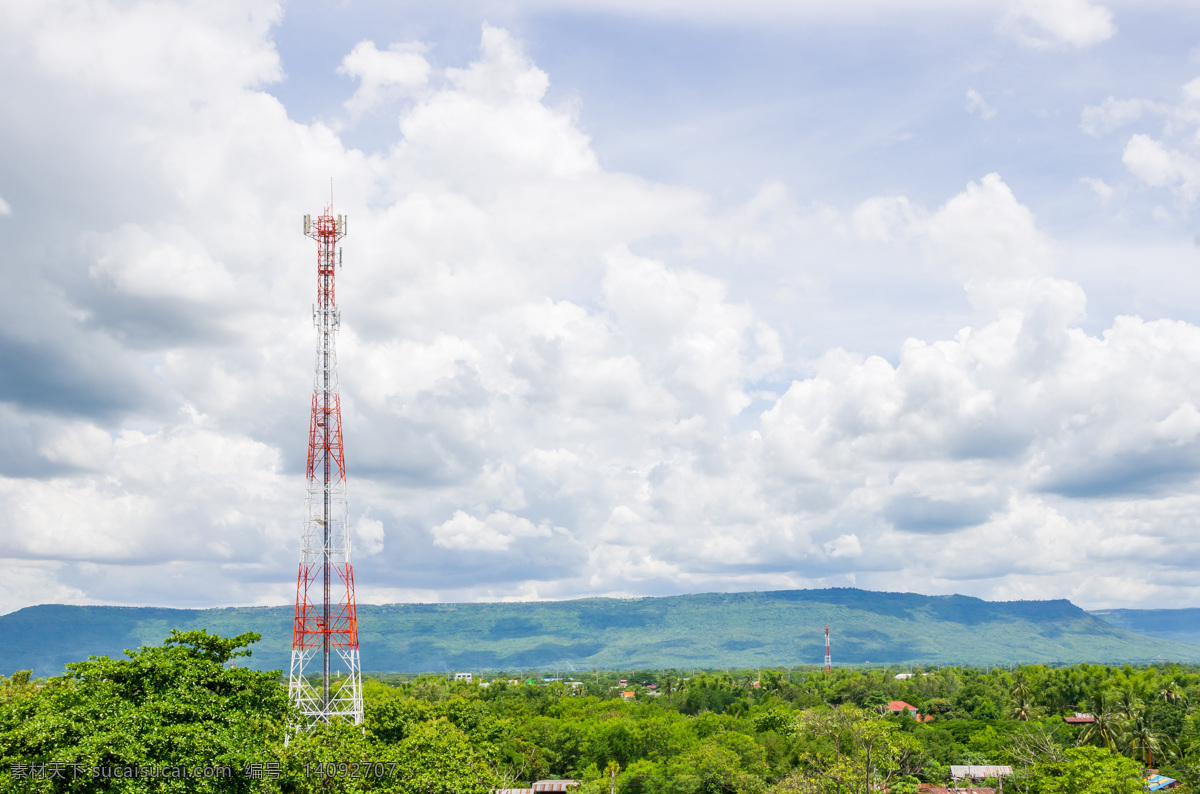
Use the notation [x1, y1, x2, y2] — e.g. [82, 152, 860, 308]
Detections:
[1077, 692, 1122, 752]
[789, 706, 920, 794]
[0, 671, 36, 706]
[1010, 675, 1036, 722]
[282, 716, 496, 794]
[1159, 681, 1184, 705]
[1116, 689, 1141, 722]
[664, 741, 767, 794]
[0, 631, 500, 794]
[0, 630, 287, 793]
[1025, 746, 1142, 794]
[1123, 706, 1159, 768]
[751, 709, 795, 737]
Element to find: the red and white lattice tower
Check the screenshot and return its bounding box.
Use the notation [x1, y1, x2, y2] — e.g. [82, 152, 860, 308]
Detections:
[289, 207, 363, 726]
[824, 625, 832, 674]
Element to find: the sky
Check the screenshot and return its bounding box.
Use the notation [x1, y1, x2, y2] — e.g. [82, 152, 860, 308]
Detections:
[3, 0, 1200, 614]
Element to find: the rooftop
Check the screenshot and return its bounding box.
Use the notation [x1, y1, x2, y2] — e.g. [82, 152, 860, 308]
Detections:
[951, 766, 1013, 779]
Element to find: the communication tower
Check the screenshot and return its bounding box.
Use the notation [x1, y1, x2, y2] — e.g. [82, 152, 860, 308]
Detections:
[288, 206, 363, 726]
[824, 625, 832, 674]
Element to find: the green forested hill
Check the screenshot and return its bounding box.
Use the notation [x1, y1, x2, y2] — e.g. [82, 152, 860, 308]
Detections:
[1090, 607, 1200, 646]
[3, 588, 1199, 676]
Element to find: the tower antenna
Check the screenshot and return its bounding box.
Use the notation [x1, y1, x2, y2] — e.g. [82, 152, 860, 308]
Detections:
[824, 625, 832, 674]
[289, 205, 362, 727]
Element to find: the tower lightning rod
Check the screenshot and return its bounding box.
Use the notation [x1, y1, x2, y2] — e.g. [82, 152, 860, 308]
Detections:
[289, 203, 363, 727]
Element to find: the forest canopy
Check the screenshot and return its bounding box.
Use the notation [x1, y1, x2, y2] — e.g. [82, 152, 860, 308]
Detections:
[1, 631, 1197, 793]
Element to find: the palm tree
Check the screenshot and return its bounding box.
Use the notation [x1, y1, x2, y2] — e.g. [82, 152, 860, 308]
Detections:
[1117, 688, 1142, 721]
[1159, 681, 1183, 705]
[1125, 707, 1160, 768]
[1078, 691, 1123, 752]
[1009, 689, 1035, 721]
[1009, 674, 1035, 721]
[763, 670, 784, 693]
[1158, 736, 1193, 768]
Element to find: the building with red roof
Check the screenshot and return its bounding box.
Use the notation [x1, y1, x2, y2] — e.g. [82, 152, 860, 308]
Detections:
[887, 700, 929, 720]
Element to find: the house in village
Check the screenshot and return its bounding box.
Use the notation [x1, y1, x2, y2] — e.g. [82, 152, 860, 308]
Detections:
[495, 780, 579, 794]
[887, 700, 933, 722]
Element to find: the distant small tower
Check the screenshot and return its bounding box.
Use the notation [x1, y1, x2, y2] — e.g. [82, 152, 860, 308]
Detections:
[824, 625, 832, 673]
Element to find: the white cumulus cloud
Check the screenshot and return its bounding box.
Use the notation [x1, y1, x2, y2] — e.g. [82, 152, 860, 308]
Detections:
[853, 173, 1053, 277]
[1081, 96, 1157, 137]
[1006, 0, 1116, 49]
[1080, 176, 1113, 201]
[354, 516, 386, 556]
[2, 0, 1200, 616]
[432, 510, 553, 552]
[965, 89, 997, 120]
[1123, 133, 1200, 202]
[338, 40, 431, 117]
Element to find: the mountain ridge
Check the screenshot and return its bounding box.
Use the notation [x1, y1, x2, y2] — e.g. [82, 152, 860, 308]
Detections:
[3, 588, 1197, 676]
[1089, 607, 1200, 647]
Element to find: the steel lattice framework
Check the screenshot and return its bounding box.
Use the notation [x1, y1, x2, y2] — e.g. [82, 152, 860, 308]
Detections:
[289, 208, 363, 726]
[824, 625, 832, 674]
